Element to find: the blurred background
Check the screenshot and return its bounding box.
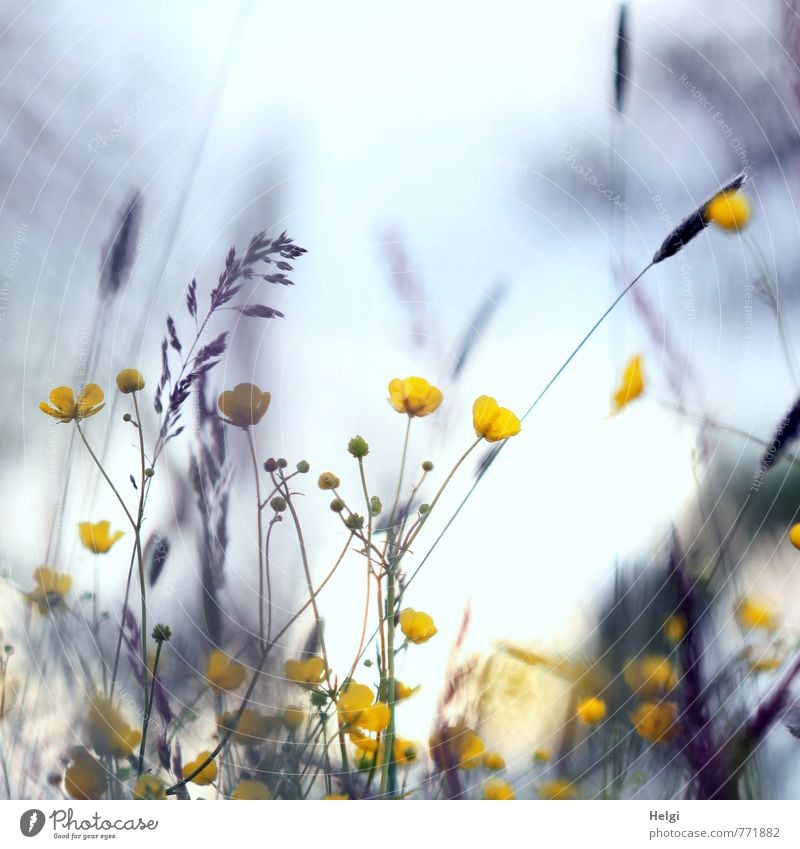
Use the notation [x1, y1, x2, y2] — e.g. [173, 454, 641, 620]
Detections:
[3, 0, 800, 797]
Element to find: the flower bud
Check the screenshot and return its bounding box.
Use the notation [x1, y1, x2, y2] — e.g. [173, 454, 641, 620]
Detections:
[422, 460, 434, 472]
[152, 624, 172, 643]
[116, 368, 145, 394]
[144, 468, 155, 478]
[270, 496, 287, 513]
[346, 513, 365, 531]
[330, 498, 345, 513]
[348, 435, 369, 458]
[370, 496, 382, 516]
[264, 458, 279, 473]
[418, 503, 430, 515]
[296, 460, 310, 474]
[122, 413, 132, 422]
[277, 458, 288, 469]
[318, 472, 340, 490]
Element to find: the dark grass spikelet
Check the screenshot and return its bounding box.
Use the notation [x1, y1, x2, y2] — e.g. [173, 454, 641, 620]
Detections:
[100, 191, 142, 297]
[451, 280, 509, 379]
[652, 172, 747, 264]
[614, 3, 631, 115]
[759, 400, 799, 471]
[743, 653, 800, 753]
[145, 534, 170, 587]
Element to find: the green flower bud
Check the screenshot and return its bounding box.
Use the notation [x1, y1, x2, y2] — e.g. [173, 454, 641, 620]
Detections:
[330, 498, 345, 513]
[347, 435, 369, 458]
[418, 503, 430, 515]
[318, 472, 340, 490]
[346, 513, 365, 531]
[296, 460, 310, 474]
[144, 468, 155, 478]
[277, 458, 288, 469]
[310, 690, 329, 708]
[370, 496, 382, 516]
[422, 460, 434, 472]
[152, 624, 172, 643]
[122, 413, 132, 422]
[270, 496, 287, 512]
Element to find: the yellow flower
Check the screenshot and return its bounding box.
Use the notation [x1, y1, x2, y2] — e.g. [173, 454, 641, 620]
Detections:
[217, 383, 271, 428]
[322, 794, 349, 800]
[231, 780, 271, 800]
[393, 737, 418, 766]
[705, 190, 750, 231]
[577, 696, 606, 724]
[26, 566, 72, 614]
[611, 355, 644, 414]
[116, 368, 145, 394]
[350, 729, 380, 754]
[742, 645, 783, 672]
[284, 656, 326, 686]
[317, 472, 340, 490]
[533, 747, 551, 763]
[630, 701, 679, 744]
[394, 680, 420, 701]
[399, 608, 438, 645]
[664, 614, 688, 644]
[472, 395, 521, 442]
[623, 655, 679, 698]
[206, 650, 246, 693]
[87, 696, 142, 758]
[132, 774, 166, 800]
[484, 778, 515, 800]
[78, 521, 124, 554]
[790, 523, 800, 550]
[538, 779, 577, 800]
[282, 706, 306, 731]
[39, 384, 105, 422]
[65, 749, 106, 800]
[388, 376, 443, 417]
[483, 751, 506, 771]
[430, 724, 485, 771]
[736, 597, 778, 631]
[183, 751, 217, 786]
[217, 710, 278, 745]
[337, 682, 390, 732]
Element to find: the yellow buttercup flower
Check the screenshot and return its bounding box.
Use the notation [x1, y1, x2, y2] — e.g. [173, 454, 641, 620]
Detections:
[322, 794, 350, 800]
[231, 780, 271, 800]
[392, 737, 418, 766]
[284, 656, 326, 686]
[736, 597, 778, 631]
[65, 749, 107, 800]
[705, 190, 750, 231]
[533, 747, 552, 763]
[205, 650, 246, 693]
[483, 751, 506, 771]
[282, 706, 306, 731]
[664, 614, 688, 644]
[577, 696, 606, 724]
[394, 680, 420, 701]
[789, 523, 800, 550]
[337, 682, 390, 732]
[78, 521, 124, 554]
[630, 700, 679, 744]
[484, 778, 515, 800]
[623, 655, 678, 698]
[350, 729, 380, 754]
[217, 710, 278, 745]
[388, 376, 443, 417]
[538, 779, 577, 800]
[217, 383, 271, 428]
[87, 696, 142, 758]
[40, 384, 105, 423]
[26, 567, 72, 614]
[611, 354, 644, 414]
[430, 724, 485, 770]
[116, 368, 145, 394]
[399, 608, 438, 645]
[183, 751, 218, 786]
[132, 774, 166, 800]
[472, 395, 521, 442]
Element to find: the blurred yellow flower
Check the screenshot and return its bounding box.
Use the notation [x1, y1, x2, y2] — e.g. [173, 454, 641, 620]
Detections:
[116, 368, 145, 394]
[337, 682, 390, 732]
[623, 655, 678, 698]
[577, 696, 606, 724]
[206, 650, 246, 693]
[472, 395, 521, 442]
[78, 521, 124, 554]
[533, 747, 552, 763]
[231, 780, 271, 800]
[736, 597, 778, 631]
[538, 779, 577, 800]
[284, 656, 326, 686]
[611, 355, 644, 414]
[322, 794, 349, 800]
[282, 706, 306, 731]
[789, 523, 800, 550]
[394, 680, 420, 701]
[217, 709, 277, 745]
[183, 752, 217, 786]
[65, 749, 106, 800]
[350, 729, 379, 754]
[26, 567, 72, 614]
[664, 614, 688, 644]
[706, 190, 750, 231]
[217, 383, 271, 428]
[484, 778, 515, 800]
[742, 645, 783, 673]
[399, 608, 438, 644]
[87, 696, 142, 758]
[430, 724, 485, 770]
[393, 737, 418, 766]
[630, 701, 679, 744]
[388, 376, 443, 417]
[40, 384, 105, 422]
[133, 774, 166, 800]
[483, 751, 506, 771]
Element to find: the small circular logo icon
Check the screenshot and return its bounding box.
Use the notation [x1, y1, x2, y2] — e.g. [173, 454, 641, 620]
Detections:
[20, 809, 45, 837]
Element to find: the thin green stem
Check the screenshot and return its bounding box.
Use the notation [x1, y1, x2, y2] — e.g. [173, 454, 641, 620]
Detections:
[246, 427, 267, 649]
[137, 638, 164, 777]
